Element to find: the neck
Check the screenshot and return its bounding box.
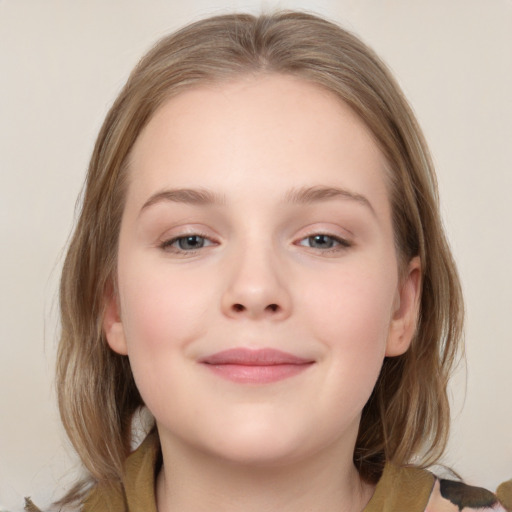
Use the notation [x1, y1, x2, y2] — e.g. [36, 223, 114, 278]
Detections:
[156, 436, 374, 512]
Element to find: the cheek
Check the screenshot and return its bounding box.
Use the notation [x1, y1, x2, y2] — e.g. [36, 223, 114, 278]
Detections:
[117, 261, 213, 360]
[299, 261, 397, 370]
[116, 263, 215, 418]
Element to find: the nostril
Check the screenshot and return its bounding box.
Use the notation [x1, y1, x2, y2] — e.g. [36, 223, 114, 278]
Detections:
[231, 303, 280, 313]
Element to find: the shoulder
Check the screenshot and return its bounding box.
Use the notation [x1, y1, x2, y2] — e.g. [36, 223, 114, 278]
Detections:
[366, 463, 511, 512]
[82, 431, 160, 512]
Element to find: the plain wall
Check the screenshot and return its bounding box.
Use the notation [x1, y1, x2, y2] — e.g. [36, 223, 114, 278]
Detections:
[1, 0, 511, 510]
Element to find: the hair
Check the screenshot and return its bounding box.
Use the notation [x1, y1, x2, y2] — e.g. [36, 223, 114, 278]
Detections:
[56, 10, 464, 505]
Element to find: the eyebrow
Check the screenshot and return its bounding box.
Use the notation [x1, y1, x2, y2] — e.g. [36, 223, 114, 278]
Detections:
[139, 185, 375, 216]
[140, 188, 226, 212]
[285, 185, 376, 216]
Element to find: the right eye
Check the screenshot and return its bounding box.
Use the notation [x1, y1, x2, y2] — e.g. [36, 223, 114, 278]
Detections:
[160, 234, 215, 253]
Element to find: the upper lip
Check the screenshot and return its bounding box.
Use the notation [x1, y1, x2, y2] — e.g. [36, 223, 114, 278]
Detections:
[199, 348, 314, 366]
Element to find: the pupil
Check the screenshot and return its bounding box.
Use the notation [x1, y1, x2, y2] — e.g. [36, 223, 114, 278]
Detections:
[310, 235, 333, 248]
[179, 236, 204, 250]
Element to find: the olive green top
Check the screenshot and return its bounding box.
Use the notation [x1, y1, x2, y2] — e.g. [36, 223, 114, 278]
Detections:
[81, 433, 509, 512]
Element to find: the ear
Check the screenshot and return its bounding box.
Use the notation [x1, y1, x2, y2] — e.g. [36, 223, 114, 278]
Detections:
[385, 256, 422, 357]
[103, 282, 128, 356]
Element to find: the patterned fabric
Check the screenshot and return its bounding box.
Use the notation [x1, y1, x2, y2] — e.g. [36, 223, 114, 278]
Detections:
[426, 478, 508, 511]
[365, 461, 509, 512]
[49, 432, 509, 512]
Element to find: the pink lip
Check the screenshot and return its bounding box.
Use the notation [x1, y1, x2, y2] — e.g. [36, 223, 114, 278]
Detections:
[199, 348, 314, 384]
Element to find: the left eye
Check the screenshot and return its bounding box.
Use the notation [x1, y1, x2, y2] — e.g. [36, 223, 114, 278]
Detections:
[298, 234, 349, 249]
[161, 235, 213, 251]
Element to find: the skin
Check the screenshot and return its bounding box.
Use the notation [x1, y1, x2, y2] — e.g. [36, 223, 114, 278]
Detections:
[104, 74, 421, 512]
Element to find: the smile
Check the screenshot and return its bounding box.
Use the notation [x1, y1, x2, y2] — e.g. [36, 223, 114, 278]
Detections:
[199, 348, 315, 384]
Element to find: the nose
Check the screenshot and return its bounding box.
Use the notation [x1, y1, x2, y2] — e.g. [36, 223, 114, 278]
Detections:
[220, 245, 292, 321]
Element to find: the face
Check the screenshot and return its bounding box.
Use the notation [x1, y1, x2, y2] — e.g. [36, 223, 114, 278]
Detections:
[104, 74, 420, 467]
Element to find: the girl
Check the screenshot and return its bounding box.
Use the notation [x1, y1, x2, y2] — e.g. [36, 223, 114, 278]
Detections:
[47, 11, 510, 512]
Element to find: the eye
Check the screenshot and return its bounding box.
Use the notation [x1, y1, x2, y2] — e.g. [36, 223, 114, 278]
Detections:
[160, 234, 215, 253]
[298, 234, 351, 250]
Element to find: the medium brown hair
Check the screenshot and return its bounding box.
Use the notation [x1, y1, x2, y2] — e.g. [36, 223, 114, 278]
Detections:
[57, 10, 463, 503]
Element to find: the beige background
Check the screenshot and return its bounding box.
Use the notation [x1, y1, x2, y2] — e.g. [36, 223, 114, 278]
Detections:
[1, 0, 511, 510]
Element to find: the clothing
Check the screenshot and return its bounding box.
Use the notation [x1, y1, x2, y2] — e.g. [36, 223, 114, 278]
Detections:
[81, 432, 510, 512]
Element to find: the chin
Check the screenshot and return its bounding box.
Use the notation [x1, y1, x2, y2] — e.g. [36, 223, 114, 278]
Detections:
[209, 438, 309, 468]
[195, 417, 331, 469]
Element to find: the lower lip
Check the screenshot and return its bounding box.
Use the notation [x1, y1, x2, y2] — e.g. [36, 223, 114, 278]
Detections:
[203, 363, 313, 384]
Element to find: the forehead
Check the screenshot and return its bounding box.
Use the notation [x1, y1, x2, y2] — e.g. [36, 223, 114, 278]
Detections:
[126, 74, 389, 210]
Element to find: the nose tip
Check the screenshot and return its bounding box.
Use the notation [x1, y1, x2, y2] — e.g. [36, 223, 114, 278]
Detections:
[221, 251, 291, 321]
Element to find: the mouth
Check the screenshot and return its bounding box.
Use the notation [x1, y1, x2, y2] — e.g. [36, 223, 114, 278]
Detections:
[199, 348, 315, 384]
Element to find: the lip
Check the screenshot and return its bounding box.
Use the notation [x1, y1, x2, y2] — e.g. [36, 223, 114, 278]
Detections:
[199, 348, 315, 384]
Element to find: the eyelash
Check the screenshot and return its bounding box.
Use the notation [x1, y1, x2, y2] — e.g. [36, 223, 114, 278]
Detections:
[297, 233, 352, 253]
[159, 232, 351, 255]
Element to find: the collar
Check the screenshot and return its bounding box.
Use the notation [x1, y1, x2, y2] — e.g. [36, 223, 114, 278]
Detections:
[84, 432, 434, 512]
